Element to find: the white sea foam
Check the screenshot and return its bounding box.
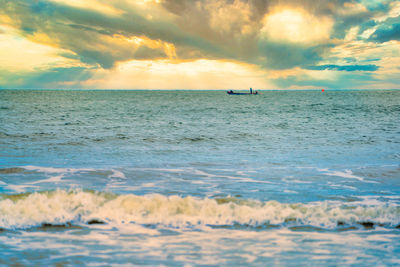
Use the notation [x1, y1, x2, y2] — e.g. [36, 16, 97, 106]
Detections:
[0, 190, 399, 230]
[3, 184, 40, 193]
[282, 177, 312, 184]
[132, 168, 187, 173]
[23, 166, 96, 174]
[189, 168, 274, 184]
[327, 182, 357, 190]
[108, 169, 126, 179]
[131, 167, 273, 184]
[29, 175, 64, 185]
[283, 189, 298, 194]
[324, 169, 365, 181]
[22, 165, 127, 180]
[321, 169, 378, 183]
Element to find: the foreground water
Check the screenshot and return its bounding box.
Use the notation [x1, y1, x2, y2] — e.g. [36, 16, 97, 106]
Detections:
[0, 89, 399, 265]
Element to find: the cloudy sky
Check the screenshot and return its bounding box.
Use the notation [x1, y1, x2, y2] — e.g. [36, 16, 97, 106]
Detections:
[0, 0, 399, 89]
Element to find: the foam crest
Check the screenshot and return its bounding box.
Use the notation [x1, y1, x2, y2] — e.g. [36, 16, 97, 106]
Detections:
[0, 190, 399, 230]
[108, 169, 126, 179]
[323, 169, 364, 181]
[23, 166, 95, 174]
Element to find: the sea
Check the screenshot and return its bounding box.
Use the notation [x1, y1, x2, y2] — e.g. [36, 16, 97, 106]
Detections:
[0, 89, 399, 266]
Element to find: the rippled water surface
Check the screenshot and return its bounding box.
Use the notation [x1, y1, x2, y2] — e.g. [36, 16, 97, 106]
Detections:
[0, 89, 399, 265]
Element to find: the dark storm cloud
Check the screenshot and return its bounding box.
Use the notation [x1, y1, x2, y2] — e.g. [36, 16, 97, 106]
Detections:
[305, 64, 379, 71]
[322, 0, 394, 42]
[1, 0, 345, 69]
[0, 67, 94, 89]
[257, 42, 332, 70]
[28, 67, 93, 84]
[369, 19, 400, 42]
[273, 71, 377, 89]
[0, 0, 227, 69]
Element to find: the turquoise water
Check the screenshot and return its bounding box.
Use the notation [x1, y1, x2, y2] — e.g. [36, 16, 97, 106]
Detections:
[0, 89, 399, 265]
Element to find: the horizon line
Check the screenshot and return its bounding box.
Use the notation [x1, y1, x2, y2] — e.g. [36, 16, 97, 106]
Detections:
[1, 88, 400, 91]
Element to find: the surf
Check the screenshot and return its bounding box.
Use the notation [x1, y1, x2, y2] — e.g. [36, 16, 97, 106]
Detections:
[0, 189, 399, 230]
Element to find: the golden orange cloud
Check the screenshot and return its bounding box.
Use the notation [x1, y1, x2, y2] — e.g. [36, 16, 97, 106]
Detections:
[48, 0, 124, 16]
[82, 59, 273, 89]
[0, 26, 79, 72]
[261, 7, 333, 44]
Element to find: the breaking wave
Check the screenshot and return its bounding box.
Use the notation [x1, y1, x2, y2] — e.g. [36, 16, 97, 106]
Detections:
[0, 190, 399, 230]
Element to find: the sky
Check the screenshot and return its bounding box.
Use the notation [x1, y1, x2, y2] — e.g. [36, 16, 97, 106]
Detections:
[0, 0, 399, 89]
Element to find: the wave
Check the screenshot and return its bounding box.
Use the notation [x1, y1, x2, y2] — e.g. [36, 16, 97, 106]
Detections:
[0, 166, 125, 179]
[0, 190, 399, 230]
[22, 165, 96, 174]
[0, 167, 25, 174]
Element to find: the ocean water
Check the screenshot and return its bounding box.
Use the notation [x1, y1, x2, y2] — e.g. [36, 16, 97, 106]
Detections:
[0, 89, 399, 266]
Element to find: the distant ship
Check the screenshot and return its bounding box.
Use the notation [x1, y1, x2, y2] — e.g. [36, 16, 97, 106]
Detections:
[227, 88, 259, 95]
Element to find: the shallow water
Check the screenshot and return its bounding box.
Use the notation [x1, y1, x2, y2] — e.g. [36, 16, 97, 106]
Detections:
[0, 89, 399, 265]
